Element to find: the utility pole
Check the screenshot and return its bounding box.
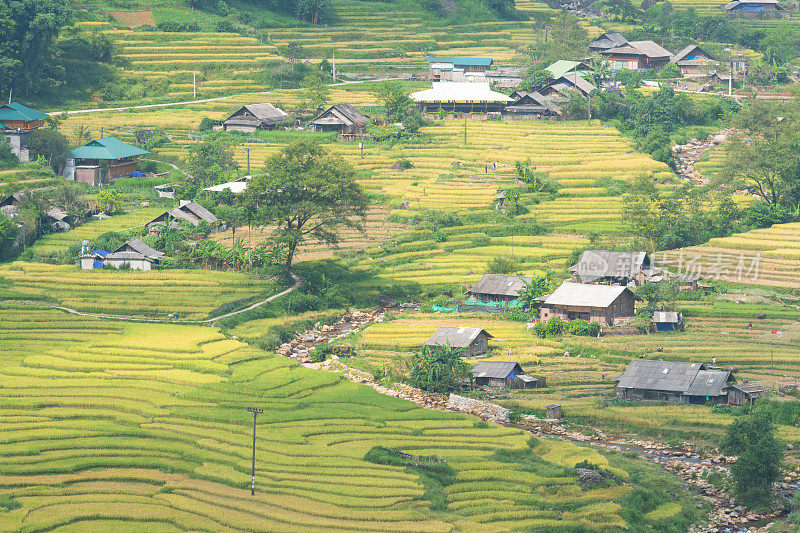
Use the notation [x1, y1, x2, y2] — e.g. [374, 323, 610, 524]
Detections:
[332, 49, 336, 82]
[7, 89, 11, 104]
[246, 407, 263, 496]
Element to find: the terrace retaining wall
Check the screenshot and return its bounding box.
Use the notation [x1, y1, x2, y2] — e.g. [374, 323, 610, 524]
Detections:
[447, 394, 509, 423]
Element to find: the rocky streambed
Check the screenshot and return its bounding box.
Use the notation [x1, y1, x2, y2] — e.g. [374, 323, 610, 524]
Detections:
[673, 129, 732, 185]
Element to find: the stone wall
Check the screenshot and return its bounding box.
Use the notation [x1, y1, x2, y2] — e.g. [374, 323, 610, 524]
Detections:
[447, 394, 508, 423]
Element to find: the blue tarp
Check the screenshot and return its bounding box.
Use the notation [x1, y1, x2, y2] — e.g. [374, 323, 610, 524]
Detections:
[93, 260, 104, 269]
[93, 249, 108, 257]
[130, 171, 144, 177]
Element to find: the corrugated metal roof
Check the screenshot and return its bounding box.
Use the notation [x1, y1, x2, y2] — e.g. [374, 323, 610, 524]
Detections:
[114, 239, 164, 259]
[544, 282, 632, 308]
[425, 326, 493, 348]
[70, 137, 149, 161]
[427, 56, 493, 67]
[471, 361, 522, 379]
[672, 45, 716, 65]
[310, 103, 368, 127]
[723, 0, 781, 8]
[225, 103, 287, 126]
[410, 83, 513, 103]
[0, 102, 48, 122]
[685, 370, 732, 397]
[616, 359, 704, 392]
[105, 251, 155, 262]
[572, 250, 648, 282]
[204, 177, 249, 194]
[732, 381, 767, 394]
[653, 311, 681, 323]
[544, 76, 597, 97]
[589, 32, 629, 50]
[602, 40, 673, 59]
[544, 60, 591, 80]
[468, 274, 532, 298]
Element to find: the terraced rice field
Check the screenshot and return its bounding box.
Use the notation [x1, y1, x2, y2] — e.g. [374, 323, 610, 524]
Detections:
[660, 222, 800, 288]
[352, 299, 800, 444]
[0, 302, 684, 532]
[0, 262, 272, 319]
[72, 0, 602, 101]
[0, 165, 61, 196]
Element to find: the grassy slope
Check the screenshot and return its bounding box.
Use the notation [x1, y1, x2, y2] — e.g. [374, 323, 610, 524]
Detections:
[0, 302, 702, 532]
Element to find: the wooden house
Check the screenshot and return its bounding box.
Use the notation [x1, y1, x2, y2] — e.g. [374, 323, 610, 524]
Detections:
[67, 137, 150, 186]
[503, 91, 559, 118]
[613, 359, 734, 404]
[309, 104, 369, 137]
[588, 32, 628, 53]
[145, 200, 219, 228]
[569, 250, 653, 285]
[222, 103, 288, 132]
[600, 41, 673, 70]
[425, 326, 493, 357]
[468, 274, 532, 303]
[540, 282, 635, 326]
[671, 45, 718, 77]
[728, 381, 767, 405]
[409, 83, 513, 114]
[0, 103, 48, 162]
[722, 0, 787, 18]
[539, 75, 597, 100]
[471, 361, 540, 389]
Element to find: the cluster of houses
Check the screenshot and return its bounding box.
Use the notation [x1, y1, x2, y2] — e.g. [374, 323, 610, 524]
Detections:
[221, 102, 369, 139]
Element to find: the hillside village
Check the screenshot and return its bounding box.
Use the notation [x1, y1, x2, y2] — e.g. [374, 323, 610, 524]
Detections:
[3, 0, 800, 531]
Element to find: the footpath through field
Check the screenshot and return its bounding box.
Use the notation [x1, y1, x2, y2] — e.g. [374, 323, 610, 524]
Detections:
[53, 272, 302, 324]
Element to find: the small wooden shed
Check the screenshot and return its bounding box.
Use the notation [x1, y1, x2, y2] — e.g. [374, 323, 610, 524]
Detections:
[309, 104, 368, 137]
[471, 361, 523, 389]
[468, 274, 532, 303]
[425, 326, 493, 357]
[728, 381, 767, 405]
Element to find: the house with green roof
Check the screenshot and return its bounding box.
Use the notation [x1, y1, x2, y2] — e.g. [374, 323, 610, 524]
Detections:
[543, 60, 592, 81]
[426, 56, 494, 81]
[0, 102, 49, 163]
[66, 137, 149, 187]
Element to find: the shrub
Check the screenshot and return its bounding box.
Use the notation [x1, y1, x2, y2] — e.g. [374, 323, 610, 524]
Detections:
[311, 344, 329, 363]
[545, 317, 566, 336]
[432, 230, 447, 242]
[487, 255, 521, 274]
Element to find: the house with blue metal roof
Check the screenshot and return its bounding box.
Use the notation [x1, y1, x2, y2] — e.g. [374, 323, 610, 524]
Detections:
[66, 137, 149, 186]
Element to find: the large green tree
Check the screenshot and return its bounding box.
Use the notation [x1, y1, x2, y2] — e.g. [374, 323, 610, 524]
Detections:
[246, 139, 368, 270]
[721, 410, 783, 508]
[185, 132, 238, 190]
[408, 343, 471, 394]
[720, 100, 800, 206]
[0, 0, 73, 98]
[26, 128, 69, 173]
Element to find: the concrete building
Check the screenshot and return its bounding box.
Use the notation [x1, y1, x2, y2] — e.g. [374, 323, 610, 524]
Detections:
[426, 56, 493, 81]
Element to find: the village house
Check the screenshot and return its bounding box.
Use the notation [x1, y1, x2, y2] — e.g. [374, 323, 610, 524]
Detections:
[468, 274, 532, 302]
[544, 60, 593, 81]
[612, 359, 735, 404]
[81, 250, 158, 271]
[539, 75, 598, 100]
[43, 206, 70, 232]
[424, 326, 493, 357]
[0, 102, 48, 162]
[484, 66, 526, 88]
[145, 200, 219, 229]
[600, 41, 673, 70]
[222, 103, 288, 132]
[570, 250, 653, 285]
[471, 361, 541, 389]
[426, 56, 493, 81]
[728, 380, 768, 405]
[540, 282, 636, 326]
[671, 45, 718, 77]
[410, 82, 513, 114]
[653, 311, 683, 332]
[204, 176, 250, 194]
[722, 0, 787, 18]
[503, 91, 559, 118]
[588, 32, 628, 53]
[113, 239, 165, 264]
[309, 104, 369, 138]
[66, 137, 150, 186]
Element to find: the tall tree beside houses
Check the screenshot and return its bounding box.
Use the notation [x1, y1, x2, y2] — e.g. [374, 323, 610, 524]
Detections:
[246, 139, 368, 271]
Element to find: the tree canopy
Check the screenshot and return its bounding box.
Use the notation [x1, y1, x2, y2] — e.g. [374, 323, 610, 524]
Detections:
[246, 139, 368, 270]
[408, 343, 471, 394]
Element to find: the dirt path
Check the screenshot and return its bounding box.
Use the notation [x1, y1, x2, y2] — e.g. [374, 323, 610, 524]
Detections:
[53, 272, 302, 324]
